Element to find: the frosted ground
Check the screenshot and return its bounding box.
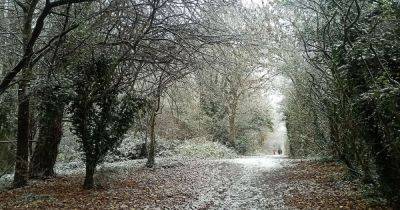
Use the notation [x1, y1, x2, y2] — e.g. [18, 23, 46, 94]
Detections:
[1, 155, 291, 209]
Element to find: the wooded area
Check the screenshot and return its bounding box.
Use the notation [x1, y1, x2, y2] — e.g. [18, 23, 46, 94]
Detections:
[282, 0, 400, 206]
[0, 0, 399, 208]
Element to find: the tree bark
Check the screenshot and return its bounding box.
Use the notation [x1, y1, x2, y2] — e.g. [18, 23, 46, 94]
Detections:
[228, 99, 238, 148]
[12, 0, 36, 188]
[29, 103, 64, 178]
[13, 79, 30, 188]
[146, 90, 161, 168]
[146, 109, 156, 168]
[83, 160, 96, 189]
[139, 142, 147, 158]
[0, 0, 5, 76]
[28, 110, 37, 157]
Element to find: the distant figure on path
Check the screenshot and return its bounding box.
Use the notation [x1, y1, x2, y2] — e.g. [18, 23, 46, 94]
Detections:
[278, 148, 282, 155]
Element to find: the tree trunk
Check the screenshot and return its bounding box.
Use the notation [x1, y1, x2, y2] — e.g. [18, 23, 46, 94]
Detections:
[146, 109, 156, 168]
[228, 113, 236, 147]
[13, 80, 30, 188]
[228, 99, 238, 148]
[0, 0, 5, 76]
[28, 110, 37, 158]
[83, 160, 96, 189]
[146, 90, 161, 168]
[328, 107, 341, 159]
[29, 103, 64, 178]
[13, 2, 35, 188]
[139, 142, 147, 158]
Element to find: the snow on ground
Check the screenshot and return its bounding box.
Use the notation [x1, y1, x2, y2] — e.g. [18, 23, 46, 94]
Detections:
[1, 156, 292, 209]
[224, 155, 285, 168]
[1, 156, 375, 209]
[186, 155, 289, 209]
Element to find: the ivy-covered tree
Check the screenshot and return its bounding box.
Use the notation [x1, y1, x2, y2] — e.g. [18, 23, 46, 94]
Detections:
[70, 56, 145, 189]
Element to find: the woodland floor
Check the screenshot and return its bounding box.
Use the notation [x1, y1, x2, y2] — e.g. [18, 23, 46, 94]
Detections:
[0, 156, 387, 209]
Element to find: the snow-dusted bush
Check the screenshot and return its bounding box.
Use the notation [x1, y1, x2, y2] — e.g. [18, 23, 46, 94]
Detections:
[106, 134, 181, 162]
[57, 128, 237, 165]
[156, 139, 181, 157]
[57, 128, 82, 163]
[105, 134, 144, 162]
[107, 135, 183, 161]
[106, 135, 237, 160]
[54, 161, 85, 175]
[0, 174, 12, 190]
[176, 141, 237, 159]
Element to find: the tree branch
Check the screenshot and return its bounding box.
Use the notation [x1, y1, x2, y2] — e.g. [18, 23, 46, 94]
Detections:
[0, 0, 94, 95]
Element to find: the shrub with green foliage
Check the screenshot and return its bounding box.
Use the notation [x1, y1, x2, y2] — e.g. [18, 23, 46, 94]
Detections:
[70, 56, 146, 189]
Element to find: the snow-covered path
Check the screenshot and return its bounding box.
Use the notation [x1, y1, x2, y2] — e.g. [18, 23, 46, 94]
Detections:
[187, 155, 289, 209]
[226, 155, 285, 168]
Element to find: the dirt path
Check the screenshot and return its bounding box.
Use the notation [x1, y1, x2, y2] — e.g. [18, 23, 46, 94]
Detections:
[0, 156, 375, 209]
